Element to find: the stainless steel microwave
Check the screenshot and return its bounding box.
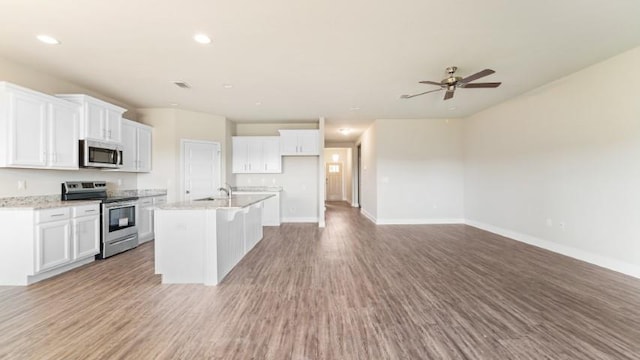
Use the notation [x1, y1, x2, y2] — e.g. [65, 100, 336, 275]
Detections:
[79, 139, 123, 169]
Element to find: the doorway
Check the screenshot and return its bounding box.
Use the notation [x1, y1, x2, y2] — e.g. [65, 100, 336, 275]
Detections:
[180, 140, 221, 201]
[325, 162, 343, 201]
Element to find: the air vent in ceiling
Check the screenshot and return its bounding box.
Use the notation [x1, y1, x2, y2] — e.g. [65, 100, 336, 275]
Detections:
[173, 81, 191, 89]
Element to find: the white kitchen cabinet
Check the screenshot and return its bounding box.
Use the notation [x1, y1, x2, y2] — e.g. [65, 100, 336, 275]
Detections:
[56, 94, 125, 143]
[0, 203, 100, 286]
[0, 82, 79, 170]
[278, 129, 319, 156]
[72, 206, 100, 260]
[36, 219, 72, 273]
[137, 197, 154, 243]
[137, 195, 167, 244]
[119, 119, 152, 172]
[232, 136, 282, 173]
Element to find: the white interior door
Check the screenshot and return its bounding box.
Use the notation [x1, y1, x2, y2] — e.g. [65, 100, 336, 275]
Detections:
[182, 140, 221, 201]
[326, 162, 343, 201]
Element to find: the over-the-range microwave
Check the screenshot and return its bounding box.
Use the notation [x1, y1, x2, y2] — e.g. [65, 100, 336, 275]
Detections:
[79, 139, 123, 169]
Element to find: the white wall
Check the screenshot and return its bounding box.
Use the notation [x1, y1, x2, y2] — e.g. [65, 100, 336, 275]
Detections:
[235, 157, 319, 222]
[358, 123, 378, 221]
[464, 46, 640, 276]
[0, 56, 139, 197]
[376, 119, 464, 224]
[137, 108, 228, 203]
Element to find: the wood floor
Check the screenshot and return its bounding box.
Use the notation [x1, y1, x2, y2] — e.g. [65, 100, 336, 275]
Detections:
[1, 202, 640, 359]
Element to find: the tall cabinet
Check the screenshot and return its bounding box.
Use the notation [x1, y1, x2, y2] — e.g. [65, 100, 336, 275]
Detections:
[119, 119, 152, 172]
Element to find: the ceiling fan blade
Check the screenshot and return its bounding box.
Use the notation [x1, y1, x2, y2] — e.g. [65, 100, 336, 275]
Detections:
[461, 82, 501, 88]
[400, 88, 443, 99]
[444, 90, 454, 100]
[459, 69, 495, 84]
[418, 80, 443, 86]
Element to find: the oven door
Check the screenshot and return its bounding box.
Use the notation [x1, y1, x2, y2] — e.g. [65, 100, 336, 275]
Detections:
[103, 202, 138, 242]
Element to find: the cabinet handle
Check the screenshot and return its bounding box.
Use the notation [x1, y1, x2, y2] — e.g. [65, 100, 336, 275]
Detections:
[109, 130, 112, 139]
[51, 213, 65, 217]
[85, 209, 97, 213]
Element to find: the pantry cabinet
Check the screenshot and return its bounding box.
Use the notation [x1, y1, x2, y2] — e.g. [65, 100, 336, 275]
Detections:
[0, 82, 79, 170]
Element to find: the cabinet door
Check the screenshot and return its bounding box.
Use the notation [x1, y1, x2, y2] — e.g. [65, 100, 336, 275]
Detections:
[8, 91, 47, 166]
[279, 132, 299, 155]
[36, 220, 71, 273]
[262, 137, 282, 173]
[232, 137, 248, 173]
[49, 102, 79, 169]
[298, 131, 319, 155]
[119, 121, 137, 171]
[246, 139, 263, 173]
[137, 126, 152, 172]
[73, 216, 100, 259]
[85, 102, 105, 140]
[106, 109, 122, 143]
[137, 201, 154, 243]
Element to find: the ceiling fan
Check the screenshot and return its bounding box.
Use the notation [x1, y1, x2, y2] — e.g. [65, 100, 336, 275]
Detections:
[401, 66, 501, 101]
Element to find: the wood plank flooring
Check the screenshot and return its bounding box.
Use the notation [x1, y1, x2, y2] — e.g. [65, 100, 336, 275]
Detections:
[1, 201, 640, 359]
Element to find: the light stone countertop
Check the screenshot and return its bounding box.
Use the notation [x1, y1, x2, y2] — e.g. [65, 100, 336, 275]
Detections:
[0, 188, 167, 210]
[0, 195, 101, 210]
[232, 186, 283, 192]
[156, 194, 275, 210]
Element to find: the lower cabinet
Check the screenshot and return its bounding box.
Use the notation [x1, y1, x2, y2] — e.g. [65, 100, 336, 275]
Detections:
[137, 195, 167, 244]
[36, 220, 71, 273]
[0, 203, 100, 286]
[234, 191, 281, 226]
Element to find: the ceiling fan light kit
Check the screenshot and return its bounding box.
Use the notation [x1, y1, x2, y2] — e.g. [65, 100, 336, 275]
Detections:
[402, 66, 502, 100]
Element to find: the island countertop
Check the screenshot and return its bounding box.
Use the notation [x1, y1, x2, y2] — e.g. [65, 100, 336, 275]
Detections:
[156, 194, 275, 210]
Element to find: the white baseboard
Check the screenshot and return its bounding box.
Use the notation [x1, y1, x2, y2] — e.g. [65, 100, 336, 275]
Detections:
[465, 219, 640, 279]
[376, 218, 465, 225]
[27, 256, 95, 285]
[281, 217, 319, 223]
[360, 209, 376, 223]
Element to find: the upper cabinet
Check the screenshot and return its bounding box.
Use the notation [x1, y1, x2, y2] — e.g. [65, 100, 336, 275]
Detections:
[119, 119, 152, 173]
[56, 94, 125, 144]
[232, 136, 282, 174]
[0, 82, 79, 170]
[278, 129, 319, 156]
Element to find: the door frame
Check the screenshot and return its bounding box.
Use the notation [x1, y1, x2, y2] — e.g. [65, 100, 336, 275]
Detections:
[325, 161, 344, 201]
[179, 139, 221, 202]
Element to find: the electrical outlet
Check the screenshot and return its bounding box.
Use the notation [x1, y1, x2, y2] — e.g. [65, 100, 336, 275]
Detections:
[116, 179, 123, 186]
[559, 222, 565, 231]
[17, 180, 26, 190]
[433, 203, 438, 209]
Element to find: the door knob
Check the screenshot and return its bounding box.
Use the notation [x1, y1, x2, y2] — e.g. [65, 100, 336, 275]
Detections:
[186, 190, 190, 194]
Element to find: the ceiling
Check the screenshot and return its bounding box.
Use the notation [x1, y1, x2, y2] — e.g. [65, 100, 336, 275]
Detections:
[1, 0, 639, 142]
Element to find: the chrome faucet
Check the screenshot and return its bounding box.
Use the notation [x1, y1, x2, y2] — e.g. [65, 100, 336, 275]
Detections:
[217, 183, 233, 198]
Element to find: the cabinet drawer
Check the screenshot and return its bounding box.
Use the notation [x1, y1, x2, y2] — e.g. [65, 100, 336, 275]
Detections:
[153, 196, 167, 205]
[138, 198, 154, 206]
[73, 204, 100, 217]
[36, 208, 70, 223]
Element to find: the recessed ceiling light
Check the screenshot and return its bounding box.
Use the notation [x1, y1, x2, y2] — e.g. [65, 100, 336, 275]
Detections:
[448, 106, 457, 111]
[349, 106, 360, 111]
[36, 34, 60, 45]
[170, 103, 179, 107]
[255, 101, 262, 106]
[338, 128, 352, 135]
[223, 84, 233, 89]
[193, 33, 211, 44]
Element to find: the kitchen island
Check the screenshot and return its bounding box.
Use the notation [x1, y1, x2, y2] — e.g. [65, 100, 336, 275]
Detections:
[154, 194, 274, 285]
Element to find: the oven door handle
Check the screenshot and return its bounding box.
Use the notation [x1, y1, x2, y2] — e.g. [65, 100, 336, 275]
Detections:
[108, 234, 137, 246]
[104, 202, 137, 209]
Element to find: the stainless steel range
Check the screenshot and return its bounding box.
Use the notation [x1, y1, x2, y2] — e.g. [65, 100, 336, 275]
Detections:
[62, 181, 138, 259]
